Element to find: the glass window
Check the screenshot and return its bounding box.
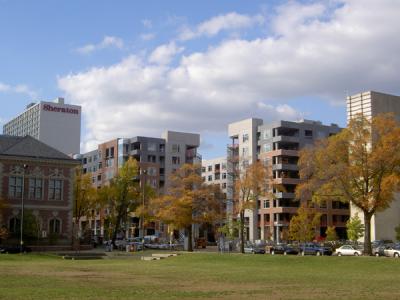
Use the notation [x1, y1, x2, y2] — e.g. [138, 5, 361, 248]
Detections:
[263, 200, 270, 208]
[49, 179, 62, 200]
[147, 143, 157, 151]
[208, 165, 212, 172]
[242, 133, 249, 143]
[29, 178, 43, 199]
[172, 144, 180, 153]
[263, 129, 272, 139]
[263, 143, 272, 152]
[49, 218, 61, 234]
[9, 176, 23, 198]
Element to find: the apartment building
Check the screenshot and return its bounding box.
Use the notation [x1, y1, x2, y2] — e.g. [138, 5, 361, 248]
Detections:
[201, 157, 228, 196]
[347, 91, 400, 241]
[3, 98, 81, 155]
[228, 118, 348, 242]
[75, 131, 200, 239]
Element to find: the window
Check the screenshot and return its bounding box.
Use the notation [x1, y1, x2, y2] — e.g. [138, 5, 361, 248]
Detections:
[9, 176, 23, 198]
[263, 200, 270, 208]
[263, 129, 272, 139]
[49, 179, 62, 200]
[29, 178, 43, 199]
[242, 147, 249, 156]
[49, 218, 61, 234]
[172, 156, 180, 165]
[215, 173, 220, 180]
[148, 155, 156, 163]
[263, 143, 272, 152]
[201, 167, 206, 173]
[159, 144, 165, 153]
[172, 144, 180, 153]
[305, 130, 313, 137]
[9, 217, 20, 233]
[208, 165, 212, 172]
[147, 143, 156, 151]
[208, 175, 212, 181]
[222, 173, 227, 179]
[242, 133, 249, 143]
[147, 167, 157, 176]
[222, 183, 227, 189]
[221, 163, 227, 170]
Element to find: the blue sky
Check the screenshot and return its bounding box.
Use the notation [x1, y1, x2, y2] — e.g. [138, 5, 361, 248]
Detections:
[1, 0, 400, 159]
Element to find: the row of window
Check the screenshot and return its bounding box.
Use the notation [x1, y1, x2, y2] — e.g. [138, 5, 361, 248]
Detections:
[9, 217, 62, 234]
[203, 173, 227, 182]
[8, 177, 63, 201]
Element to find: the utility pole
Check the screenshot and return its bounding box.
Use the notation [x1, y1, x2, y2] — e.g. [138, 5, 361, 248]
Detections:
[20, 164, 28, 253]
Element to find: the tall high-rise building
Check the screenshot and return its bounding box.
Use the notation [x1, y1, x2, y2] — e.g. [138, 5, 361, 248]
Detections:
[3, 97, 81, 155]
[227, 118, 347, 242]
[347, 91, 400, 241]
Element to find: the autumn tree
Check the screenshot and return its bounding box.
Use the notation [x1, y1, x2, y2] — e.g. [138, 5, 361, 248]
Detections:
[346, 213, 365, 242]
[325, 226, 338, 241]
[288, 204, 320, 242]
[73, 168, 97, 245]
[151, 163, 224, 252]
[296, 113, 400, 255]
[99, 157, 140, 244]
[233, 160, 273, 253]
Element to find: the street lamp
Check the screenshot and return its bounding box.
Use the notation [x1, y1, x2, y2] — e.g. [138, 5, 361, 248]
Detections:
[141, 169, 147, 248]
[20, 164, 28, 253]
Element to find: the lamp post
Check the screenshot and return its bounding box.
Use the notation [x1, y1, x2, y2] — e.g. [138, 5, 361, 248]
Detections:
[141, 169, 147, 249]
[20, 164, 28, 253]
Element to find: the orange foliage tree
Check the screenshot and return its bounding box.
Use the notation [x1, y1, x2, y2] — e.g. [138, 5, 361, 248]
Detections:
[296, 113, 400, 255]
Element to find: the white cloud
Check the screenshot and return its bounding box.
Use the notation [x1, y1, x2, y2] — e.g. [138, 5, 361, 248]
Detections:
[142, 19, 152, 29]
[76, 36, 124, 54]
[148, 42, 184, 65]
[140, 33, 155, 41]
[0, 81, 37, 98]
[59, 0, 400, 152]
[179, 12, 265, 41]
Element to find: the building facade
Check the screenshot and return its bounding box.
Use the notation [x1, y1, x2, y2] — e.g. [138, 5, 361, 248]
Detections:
[228, 118, 348, 242]
[201, 157, 228, 197]
[75, 131, 201, 239]
[0, 135, 79, 244]
[3, 97, 81, 155]
[347, 91, 400, 241]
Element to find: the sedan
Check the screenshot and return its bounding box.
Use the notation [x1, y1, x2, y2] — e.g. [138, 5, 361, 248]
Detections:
[335, 245, 362, 256]
[384, 246, 400, 258]
[244, 245, 266, 254]
[270, 244, 299, 255]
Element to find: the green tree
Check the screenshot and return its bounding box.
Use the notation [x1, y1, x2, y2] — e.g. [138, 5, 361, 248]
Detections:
[99, 157, 140, 244]
[289, 205, 321, 242]
[325, 226, 338, 241]
[151, 164, 224, 252]
[346, 213, 365, 242]
[296, 113, 400, 255]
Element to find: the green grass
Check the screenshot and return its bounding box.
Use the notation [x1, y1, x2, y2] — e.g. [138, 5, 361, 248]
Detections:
[0, 253, 399, 299]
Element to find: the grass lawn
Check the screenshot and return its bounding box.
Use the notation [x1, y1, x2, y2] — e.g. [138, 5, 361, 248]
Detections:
[0, 252, 399, 300]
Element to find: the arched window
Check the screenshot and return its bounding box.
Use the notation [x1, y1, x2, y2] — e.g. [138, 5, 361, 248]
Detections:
[9, 217, 20, 233]
[49, 218, 61, 234]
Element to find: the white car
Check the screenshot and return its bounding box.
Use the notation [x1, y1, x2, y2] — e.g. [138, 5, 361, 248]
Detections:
[335, 245, 362, 256]
[384, 247, 400, 258]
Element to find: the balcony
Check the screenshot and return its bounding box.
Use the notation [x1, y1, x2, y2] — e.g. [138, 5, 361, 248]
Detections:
[130, 149, 141, 156]
[273, 135, 300, 143]
[272, 164, 299, 171]
[270, 149, 299, 157]
[274, 192, 296, 199]
[274, 178, 301, 185]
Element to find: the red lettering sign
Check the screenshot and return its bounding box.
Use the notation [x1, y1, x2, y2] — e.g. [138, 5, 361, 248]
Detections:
[43, 104, 79, 115]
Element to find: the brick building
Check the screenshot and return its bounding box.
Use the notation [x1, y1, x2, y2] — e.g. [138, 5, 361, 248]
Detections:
[0, 135, 79, 244]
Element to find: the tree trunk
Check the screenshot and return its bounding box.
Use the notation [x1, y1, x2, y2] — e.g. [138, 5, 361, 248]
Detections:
[363, 212, 372, 256]
[240, 210, 245, 254]
[187, 226, 193, 252]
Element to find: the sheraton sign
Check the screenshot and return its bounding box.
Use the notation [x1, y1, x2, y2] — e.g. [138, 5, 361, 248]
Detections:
[43, 104, 79, 115]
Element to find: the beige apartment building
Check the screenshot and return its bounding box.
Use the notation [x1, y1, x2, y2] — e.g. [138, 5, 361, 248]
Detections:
[347, 91, 400, 241]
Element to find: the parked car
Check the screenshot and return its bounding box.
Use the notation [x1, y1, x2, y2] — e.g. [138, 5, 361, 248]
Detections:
[335, 245, 363, 256]
[384, 246, 400, 258]
[372, 245, 391, 257]
[270, 244, 299, 255]
[244, 244, 266, 254]
[0, 245, 32, 254]
[299, 243, 332, 256]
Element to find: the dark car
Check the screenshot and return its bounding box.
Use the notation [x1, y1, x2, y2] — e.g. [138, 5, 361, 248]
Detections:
[0, 245, 32, 254]
[244, 244, 266, 254]
[299, 243, 332, 256]
[270, 244, 299, 255]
